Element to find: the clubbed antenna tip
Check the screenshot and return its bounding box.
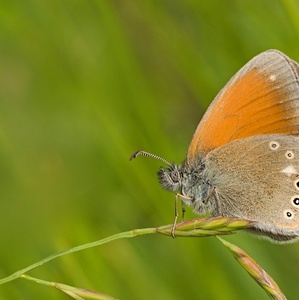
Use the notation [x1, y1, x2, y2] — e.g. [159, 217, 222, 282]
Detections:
[129, 150, 172, 167]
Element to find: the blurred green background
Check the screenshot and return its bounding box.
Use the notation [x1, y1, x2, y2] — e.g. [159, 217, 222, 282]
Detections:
[0, 1, 299, 299]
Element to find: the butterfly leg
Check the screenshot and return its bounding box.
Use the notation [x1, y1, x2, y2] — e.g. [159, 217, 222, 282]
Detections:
[171, 194, 179, 238]
[181, 201, 186, 221]
[171, 193, 192, 238]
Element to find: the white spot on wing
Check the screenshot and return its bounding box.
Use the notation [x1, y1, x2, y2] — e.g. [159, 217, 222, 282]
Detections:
[284, 210, 294, 219]
[269, 74, 276, 81]
[281, 165, 298, 176]
[285, 150, 295, 159]
[269, 141, 280, 150]
[291, 195, 299, 207]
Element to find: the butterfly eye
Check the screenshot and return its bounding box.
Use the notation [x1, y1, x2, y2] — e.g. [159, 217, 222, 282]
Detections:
[157, 167, 181, 192]
[170, 170, 180, 183]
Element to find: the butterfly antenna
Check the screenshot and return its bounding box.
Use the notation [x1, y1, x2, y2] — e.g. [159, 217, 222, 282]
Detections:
[130, 150, 172, 167]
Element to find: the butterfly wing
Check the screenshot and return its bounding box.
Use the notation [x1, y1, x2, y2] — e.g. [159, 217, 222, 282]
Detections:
[203, 134, 299, 242]
[187, 50, 299, 162]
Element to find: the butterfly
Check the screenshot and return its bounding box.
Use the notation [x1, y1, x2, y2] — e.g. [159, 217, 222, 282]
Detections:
[131, 50, 299, 243]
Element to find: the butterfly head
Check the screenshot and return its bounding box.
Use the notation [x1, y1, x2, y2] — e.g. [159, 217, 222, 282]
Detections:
[157, 159, 209, 207]
[157, 164, 182, 192]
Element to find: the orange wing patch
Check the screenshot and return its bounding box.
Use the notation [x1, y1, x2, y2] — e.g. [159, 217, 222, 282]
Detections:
[187, 50, 299, 162]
